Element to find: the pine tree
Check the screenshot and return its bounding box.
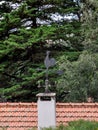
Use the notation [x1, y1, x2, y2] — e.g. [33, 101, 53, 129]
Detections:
[0, 0, 81, 102]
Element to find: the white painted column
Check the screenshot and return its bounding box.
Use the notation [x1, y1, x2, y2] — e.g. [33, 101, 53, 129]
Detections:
[36, 93, 56, 130]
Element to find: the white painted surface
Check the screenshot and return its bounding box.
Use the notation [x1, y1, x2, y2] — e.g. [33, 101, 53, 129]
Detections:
[37, 93, 56, 130]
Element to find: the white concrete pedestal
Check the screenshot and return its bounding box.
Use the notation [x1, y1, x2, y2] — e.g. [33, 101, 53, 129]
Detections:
[36, 93, 56, 130]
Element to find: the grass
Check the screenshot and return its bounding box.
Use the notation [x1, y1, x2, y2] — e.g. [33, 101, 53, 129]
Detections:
[42, 120, 98, 130]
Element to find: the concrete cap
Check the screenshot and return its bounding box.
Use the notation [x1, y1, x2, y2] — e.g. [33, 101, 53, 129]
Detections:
[36, 93, 56, 97]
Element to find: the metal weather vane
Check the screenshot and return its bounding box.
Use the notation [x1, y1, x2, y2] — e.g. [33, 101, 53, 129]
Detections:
[44, 51, 56, 78]
[37, 51, 70, 95]
[37, 51, 56, 93]
[44, 51, 56, 92]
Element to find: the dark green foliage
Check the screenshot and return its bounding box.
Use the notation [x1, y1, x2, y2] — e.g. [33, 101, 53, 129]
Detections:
[57, 51, 98, 102]
[0, 0, 82, 102]
[80, 0, 98, 52]
[0, 0, 98, 102]
[56, 0, 98, 102]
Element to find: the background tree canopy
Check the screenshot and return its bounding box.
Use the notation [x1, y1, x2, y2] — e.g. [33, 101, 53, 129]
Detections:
[56, 0, 98, 102]
[0, 0, 98, 102]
